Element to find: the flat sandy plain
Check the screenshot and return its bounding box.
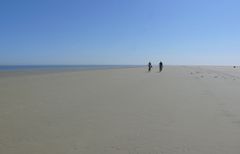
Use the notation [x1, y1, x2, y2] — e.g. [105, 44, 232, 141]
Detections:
[1, 66, 240, 154]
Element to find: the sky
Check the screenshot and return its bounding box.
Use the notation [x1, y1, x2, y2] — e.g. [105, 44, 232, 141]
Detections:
[0, 0, 240, 65]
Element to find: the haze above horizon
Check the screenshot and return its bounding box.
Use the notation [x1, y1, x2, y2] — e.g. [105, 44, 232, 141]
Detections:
[1, 0, 240, 65]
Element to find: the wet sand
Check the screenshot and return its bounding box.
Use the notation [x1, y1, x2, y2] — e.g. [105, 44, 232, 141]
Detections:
[1, 66, 240, 154]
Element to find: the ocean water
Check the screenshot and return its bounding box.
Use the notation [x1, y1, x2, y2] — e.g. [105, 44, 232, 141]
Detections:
[0, 65, 141, 72]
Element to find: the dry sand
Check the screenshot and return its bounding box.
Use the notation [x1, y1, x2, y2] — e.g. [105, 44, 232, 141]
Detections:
[1, 66, 240, 154]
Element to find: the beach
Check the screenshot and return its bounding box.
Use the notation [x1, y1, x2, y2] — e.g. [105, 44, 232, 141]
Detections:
[1, 66, 240, 154]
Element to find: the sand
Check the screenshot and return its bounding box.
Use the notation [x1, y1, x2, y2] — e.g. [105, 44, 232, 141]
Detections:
[1, 66, 240, 154]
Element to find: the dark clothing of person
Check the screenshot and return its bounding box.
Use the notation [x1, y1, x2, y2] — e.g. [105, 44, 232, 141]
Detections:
[148, 62, 152, 72]
[159, 62, 163, 72]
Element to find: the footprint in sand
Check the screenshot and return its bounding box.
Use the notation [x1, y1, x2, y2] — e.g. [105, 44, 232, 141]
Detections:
[221, 76, 226, 79]
[232, 120, 240, 126]
[221, 110, 236, 118]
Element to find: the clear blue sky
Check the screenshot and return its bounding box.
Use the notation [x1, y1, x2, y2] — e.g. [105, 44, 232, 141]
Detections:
[1, 0, 240, 65]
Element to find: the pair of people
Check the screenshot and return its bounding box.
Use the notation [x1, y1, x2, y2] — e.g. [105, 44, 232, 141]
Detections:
[148, 62, 163, 72]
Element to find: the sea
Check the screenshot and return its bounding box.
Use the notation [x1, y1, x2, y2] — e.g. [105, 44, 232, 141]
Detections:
[0, 65, 141, 72]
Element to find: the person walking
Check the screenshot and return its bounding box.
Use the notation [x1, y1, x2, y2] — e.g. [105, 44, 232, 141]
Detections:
[148, 62, 152, 72]
[159, 61, 163, 72]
